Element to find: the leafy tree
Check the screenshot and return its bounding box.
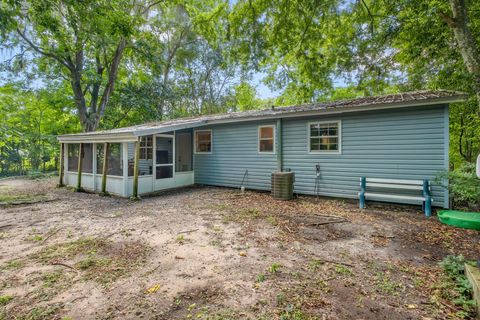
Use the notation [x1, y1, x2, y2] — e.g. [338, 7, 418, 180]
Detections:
[1, 0, 161, 132]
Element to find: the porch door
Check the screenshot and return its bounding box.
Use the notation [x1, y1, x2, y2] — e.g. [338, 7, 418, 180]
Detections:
[155, 135, 175, 189]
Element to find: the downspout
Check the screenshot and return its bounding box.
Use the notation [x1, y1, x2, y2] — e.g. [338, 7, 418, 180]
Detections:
[277, 118, 283, 172]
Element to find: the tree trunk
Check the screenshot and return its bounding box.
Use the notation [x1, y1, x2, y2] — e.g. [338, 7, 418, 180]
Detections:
[441, 0, 480, 112]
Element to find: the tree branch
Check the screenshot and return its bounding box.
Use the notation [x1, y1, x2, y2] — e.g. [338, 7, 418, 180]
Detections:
[16, 28, 71, 70]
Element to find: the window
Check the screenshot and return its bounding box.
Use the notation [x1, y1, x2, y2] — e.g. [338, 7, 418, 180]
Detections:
[309, 121, 341, 153]
[195, 130, 212, 153]
[258, 125, 275, 153]
[140, 135, 153, 160]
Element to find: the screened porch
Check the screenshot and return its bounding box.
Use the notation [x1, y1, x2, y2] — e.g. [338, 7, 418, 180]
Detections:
[59, 130, 194, 197]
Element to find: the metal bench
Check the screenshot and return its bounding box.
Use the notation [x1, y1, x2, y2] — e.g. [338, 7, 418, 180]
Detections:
[358, 177, 433, 217]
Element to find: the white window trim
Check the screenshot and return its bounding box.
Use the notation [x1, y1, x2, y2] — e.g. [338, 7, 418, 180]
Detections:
[258, 125, 276, 154]
[194, 129, 212, 154]
[307, 120, 342, 154]
[139, 135, 153, 160]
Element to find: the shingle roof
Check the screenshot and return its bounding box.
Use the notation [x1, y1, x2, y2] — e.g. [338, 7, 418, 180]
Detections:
[58, 90, 466, 141]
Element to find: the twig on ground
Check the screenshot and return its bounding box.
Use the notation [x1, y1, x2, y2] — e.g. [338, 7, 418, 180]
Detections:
[27, 220, 44, 227]
[42, 227, 64, 244]
[91, 213, 122, 219]
[314, 259, 355, 268]
[0, 199, 58, 206]
[52, 261, 80, 273]
[0, 224, 13, 230]
[371, 234, 395, 239]
[309, 220, 349, 226]
[177, 229, 198, 234]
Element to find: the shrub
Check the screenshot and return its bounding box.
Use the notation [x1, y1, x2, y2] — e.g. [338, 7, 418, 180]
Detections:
[436, 163, 480, 210]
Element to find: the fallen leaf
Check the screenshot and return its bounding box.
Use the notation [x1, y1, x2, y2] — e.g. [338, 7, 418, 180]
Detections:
[145, 284, 161, 294]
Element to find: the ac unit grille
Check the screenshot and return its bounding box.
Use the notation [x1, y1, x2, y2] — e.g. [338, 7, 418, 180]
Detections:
[271, 172, 295, 200]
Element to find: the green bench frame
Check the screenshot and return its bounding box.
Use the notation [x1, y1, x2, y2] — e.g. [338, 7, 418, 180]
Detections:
[359, 177, 432, 217]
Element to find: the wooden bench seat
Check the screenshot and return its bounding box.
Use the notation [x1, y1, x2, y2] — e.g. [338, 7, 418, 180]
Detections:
[358, 177, 433, 217]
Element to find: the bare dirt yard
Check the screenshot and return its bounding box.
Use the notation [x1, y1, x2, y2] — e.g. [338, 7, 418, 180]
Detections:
[0, 177, 479, 320]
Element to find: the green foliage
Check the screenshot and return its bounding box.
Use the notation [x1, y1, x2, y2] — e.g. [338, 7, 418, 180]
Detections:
[268, 262, 282, 273]
[438, 255, 475, 317]
[436, 163, 480, 210]
[0, 295, 13, 306]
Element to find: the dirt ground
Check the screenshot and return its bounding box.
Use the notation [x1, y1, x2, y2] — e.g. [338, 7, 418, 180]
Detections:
[0, 177, 479, 320]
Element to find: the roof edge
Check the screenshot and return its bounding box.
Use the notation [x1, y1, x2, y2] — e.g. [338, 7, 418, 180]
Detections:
[57, 92, 467, 142]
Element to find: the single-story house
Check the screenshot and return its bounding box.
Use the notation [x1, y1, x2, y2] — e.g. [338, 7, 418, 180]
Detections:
[57, 90, 466, 209]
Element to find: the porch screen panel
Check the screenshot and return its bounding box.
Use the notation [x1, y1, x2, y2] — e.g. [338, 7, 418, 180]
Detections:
[81, 143, 93, 173]
[96, 143, 123, 176]
[67, 144, 79, 172]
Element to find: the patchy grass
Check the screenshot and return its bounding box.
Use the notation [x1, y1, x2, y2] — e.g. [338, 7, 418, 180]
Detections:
[373, 272, 405, 295]
[12, 304, 63, 320]
[0, 295, 13, 306]
[0, 193, 46, 203]
[1, 259, 25, 271]
[30, 237, 151, 286]
[334, 265, 353, 276]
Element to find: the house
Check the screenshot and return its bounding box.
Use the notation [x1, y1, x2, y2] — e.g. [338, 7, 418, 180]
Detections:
[57, 90, 466, 208]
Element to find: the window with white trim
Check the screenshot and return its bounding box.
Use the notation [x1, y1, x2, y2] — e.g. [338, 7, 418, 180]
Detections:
[139, 135, 153, 160]
[309, 121, 340, 152]
[195, 130, 212, 153]
[258, 125, 275, 153]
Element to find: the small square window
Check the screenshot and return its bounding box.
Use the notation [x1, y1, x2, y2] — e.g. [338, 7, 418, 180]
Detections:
[195, 130, 212, 153]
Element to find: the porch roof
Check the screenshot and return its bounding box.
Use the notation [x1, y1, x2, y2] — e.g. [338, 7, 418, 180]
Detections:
[57, 90, 467, 143]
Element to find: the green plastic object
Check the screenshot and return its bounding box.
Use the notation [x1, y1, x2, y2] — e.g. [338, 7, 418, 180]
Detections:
[438, 210, 480, 231]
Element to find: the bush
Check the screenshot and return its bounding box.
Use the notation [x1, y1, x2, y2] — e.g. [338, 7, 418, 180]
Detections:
[436, 163, 480, 210]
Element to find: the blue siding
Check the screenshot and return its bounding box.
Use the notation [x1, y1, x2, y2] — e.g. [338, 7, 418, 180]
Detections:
[194, 121, 278, 190]
[194, 105, 449, 207]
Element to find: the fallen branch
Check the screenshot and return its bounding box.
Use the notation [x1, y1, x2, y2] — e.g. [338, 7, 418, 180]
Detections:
[309, 220, 349, 226]
[0, 198, 58, 206]
[371, 234, 395, 239]
[0, 224, 13, 230]
[51, 261, 79, 273]
[177, 229, 198, 234]
[313, 258, 355, 268]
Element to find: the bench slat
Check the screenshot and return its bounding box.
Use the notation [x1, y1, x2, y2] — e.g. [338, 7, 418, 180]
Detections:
[362, 182, 424, 190]
[363, 192, 427, 202]
[363, 178, 424, 185]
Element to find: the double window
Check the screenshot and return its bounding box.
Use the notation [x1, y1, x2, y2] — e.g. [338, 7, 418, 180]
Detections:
[309, 121, 341, 153]
[194, 130, 212, 153]
[258, 125, 275, 153]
